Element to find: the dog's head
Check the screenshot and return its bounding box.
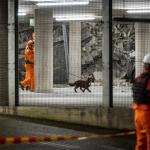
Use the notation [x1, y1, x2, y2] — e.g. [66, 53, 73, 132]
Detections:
[88, 74, 95, 82]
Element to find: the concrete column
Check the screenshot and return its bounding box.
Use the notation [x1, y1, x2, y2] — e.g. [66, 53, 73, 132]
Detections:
[8, 0, 15, 106]
[135, 23, 150, 77]
[102, 0, 112, 107]
[0, 0, 8, 105]
[62, 23, 69, 81]
[35, 9, 53, 92]
[69, 22, 81, 83]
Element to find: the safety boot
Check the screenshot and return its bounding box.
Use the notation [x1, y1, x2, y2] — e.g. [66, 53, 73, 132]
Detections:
[19, 82, 24, 90]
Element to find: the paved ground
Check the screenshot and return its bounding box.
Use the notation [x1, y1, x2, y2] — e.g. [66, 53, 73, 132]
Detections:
[0, 116, 135, 150]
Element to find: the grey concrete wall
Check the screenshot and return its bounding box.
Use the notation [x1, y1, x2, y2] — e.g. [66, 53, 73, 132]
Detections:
[0, 106, 134, 130]
[0, 0, 8, 105]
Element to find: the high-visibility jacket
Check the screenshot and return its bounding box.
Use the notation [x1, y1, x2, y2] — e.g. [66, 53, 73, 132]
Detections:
[133, 70, 150, 150]
[20, 47, 34, 91]
[133, 71, 150, 110]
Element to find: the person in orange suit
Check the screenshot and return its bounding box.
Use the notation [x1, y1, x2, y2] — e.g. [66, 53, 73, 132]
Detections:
[20, 39, 34, 91]
[32, 32, 35, 43]
[132, 53, 150, 150]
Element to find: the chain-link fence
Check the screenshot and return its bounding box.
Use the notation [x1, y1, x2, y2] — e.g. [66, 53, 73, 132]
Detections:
[17, 0, 150, 108]
[18, 0, 104, 107]
[113, 0, 150, 107]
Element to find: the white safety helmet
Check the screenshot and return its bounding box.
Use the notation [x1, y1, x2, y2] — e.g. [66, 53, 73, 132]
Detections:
[143, 53, 150, 64]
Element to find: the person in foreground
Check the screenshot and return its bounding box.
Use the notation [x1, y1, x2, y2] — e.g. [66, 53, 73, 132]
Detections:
[132, 53, 150, 150]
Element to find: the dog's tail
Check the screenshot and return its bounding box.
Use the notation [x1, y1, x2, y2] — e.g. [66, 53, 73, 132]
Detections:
[69, 83, 75, 86]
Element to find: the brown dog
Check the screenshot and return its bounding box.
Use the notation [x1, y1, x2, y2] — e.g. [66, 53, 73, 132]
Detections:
[69, 74, 95, 93]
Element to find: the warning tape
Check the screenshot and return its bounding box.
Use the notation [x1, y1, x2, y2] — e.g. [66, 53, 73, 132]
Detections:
[0, 135, 83, 145]
[86, 129, 146, 140]
[88, 129, 146, 139]
[0, 130, 146, 145]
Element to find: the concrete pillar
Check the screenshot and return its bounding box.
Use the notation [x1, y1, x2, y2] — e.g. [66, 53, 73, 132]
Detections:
[135, 23, 150, 77]
[8, 0, 15, 106]
[35, 9, 53, 93]
[0, 0, 8, 105]
[102, 0, 112, 107]
[62, 23, 69, 81]
[69, 22, 81, 83]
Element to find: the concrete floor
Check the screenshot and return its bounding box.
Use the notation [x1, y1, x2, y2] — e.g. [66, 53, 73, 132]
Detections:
[19, 85, 133, 107]
[0, 116, 135, 150]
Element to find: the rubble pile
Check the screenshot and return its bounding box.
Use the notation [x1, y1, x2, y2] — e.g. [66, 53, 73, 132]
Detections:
[81, 22, 135, 82]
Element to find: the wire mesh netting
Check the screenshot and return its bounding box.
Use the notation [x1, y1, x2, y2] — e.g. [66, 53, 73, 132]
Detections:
[112, 0, 150, 107]
[18, 0, 150, 108]
[18, 0, 103, 106]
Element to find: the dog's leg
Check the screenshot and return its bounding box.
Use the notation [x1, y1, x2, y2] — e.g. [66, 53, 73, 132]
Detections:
[80, 87, 84, 92]
[74, 86, 78, 93]
[83, 88, 86, 92]
[87, 88, 91, 92]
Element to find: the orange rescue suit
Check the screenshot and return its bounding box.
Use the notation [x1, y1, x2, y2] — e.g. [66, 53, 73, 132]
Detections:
[20, 45, 34, 91]
[133, 71, 150, 150]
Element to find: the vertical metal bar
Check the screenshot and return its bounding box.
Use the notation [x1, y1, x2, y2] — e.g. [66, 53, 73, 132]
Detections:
[109, 0, 113, 107]
[102, 0, 113, 107]
[15, 0, 19, 106]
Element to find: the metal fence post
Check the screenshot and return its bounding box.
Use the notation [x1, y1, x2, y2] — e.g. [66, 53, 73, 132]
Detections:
[102, 0, 113, 107]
